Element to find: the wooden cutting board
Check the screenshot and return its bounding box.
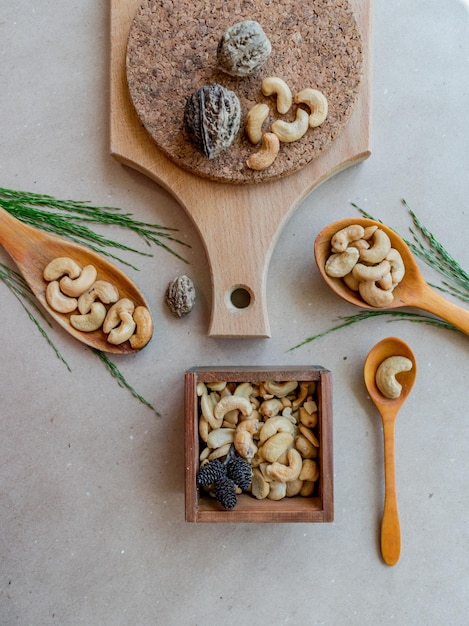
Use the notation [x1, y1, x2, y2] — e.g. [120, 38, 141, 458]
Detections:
[110, 0, 372, 338]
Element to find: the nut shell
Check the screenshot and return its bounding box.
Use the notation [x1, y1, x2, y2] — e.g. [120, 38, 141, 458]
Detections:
[217, 20, 272, 77]
[165, 275, 196, 317]
[183, 84, 241, 159]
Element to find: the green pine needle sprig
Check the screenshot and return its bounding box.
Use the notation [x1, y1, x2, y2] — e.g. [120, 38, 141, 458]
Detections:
[0, 186, 190, 268]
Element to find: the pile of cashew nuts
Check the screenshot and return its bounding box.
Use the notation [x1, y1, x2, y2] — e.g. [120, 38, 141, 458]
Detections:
[43, 257, 152, 349]
[197, 379, 320, 501]
[245, 76, 328, 170]
[324, 224, 406, 307]
[375, 356, 413, 399]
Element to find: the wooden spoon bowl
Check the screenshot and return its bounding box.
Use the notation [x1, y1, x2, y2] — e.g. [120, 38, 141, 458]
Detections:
[0, 206, 152, 354]
[364, 337, 417, 566]
[314, 217, 469, 335]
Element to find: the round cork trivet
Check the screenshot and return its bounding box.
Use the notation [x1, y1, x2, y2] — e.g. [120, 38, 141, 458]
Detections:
[126, 0, 363, 184]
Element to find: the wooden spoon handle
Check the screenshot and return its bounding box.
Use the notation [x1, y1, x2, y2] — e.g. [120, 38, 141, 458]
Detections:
[417, 282, 469, 335]
[381, 418, 401, 566]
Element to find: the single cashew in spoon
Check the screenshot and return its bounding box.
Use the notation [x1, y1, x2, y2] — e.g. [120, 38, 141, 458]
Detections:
[325, 247, 360, 278]
[107, 311, 136, 345]
[45, 280, 78, 313]
[246, 132, 280, 170]
[266, 448, 302, 483]
[352, 259, 391, 283]
[386, 248, 406, 286]
[263, 380, 298, 397]
[259, 416, 296, 443]
[78, 280, 119, 314]
[331, 224, 365, 253]
[103, 298, 135, 334]
[129, 306, 153, 349]
[245, 103, 270, 144]
[234, 418, 259, 459]
[261, 76, 292, 114]
[43, 257, 81, 282]
[375, 355, 413, 399]
[59, 264, 98, 297]
[70, 302, 107, 332]
[294, 88, 328, 127]
[358, 280, 395, 307]
[359, 228, 392, 264]
[272, 108, 309, 142]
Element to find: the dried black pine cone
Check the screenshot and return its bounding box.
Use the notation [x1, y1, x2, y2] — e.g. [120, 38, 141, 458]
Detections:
[226, 456, 252, 491]
[196, 459, 226, 486]
[214, 475, 238, 510]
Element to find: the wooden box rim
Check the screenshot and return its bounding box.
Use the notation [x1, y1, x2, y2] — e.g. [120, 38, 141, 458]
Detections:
[185, 366, 333, 523]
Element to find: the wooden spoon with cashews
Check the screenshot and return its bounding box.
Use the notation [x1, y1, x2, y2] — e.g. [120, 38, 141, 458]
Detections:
[314, 218, 469, 336]
[364, 337, 417, 566]
[0, 206, 153, 353]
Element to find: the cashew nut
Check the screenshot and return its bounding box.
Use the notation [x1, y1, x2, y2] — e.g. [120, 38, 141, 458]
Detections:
[233, 382, 254, 400]
[103, 298, 135, 334]
[359, 228, 392, 264]
[386, 248, 405, 286]
[299, 459, 319, 482]
[214, 396, 253, 423]
[201, 392, 222, 430]
[129, 305, 153, 349]
[261, 432, 294, 463]
[263, 380, 298, 398]
[77, 280, 119, 314]
[259, 398, 284, 418]
[246, 132, 280, 170]
[59, 264, 97, 297]
[70, 302, 107, 332]
[199, 416, 210, 442]
[291, 381, 310, 410]
[259, 416, 296, 443]
[245, 103, 270, 144]
[295, 434, 316, 459]
[286, 478, 304, 497]
[343, 271, 360, 292]
[43, 257, 81, 282]
[234, 418, 259, 459]
[300, 481, 315, 497]
[107, 311, 136, 345]
[261, 76, 292, 114]
[299, 406, 318, 429]
[299, 424, 319, 447]
[45, 280, 78, 314]
[266, 448, 302, 483]
[267, 481, 287, 500]
[325, 247, 360, 278]
[251, 467, 270, 499]
[358, 280, 395, 308]
[352, 259, 391, 283]
[375, 355, 413, 399]
[331, 225, 365, 253]
[272, 108, 309, 142]
[206, 427, 236, 449]
[294, 88, 328, 127]
[208, 443, 232, 460]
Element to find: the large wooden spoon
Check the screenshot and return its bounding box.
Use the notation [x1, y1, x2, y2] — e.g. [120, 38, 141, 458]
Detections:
[0, 206, 152, 353]
[314, 217, 469, 335]
[364, 337, 416, 566]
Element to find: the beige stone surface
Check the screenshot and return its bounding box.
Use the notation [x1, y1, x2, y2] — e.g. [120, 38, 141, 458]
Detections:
[1, 1, 469, 625]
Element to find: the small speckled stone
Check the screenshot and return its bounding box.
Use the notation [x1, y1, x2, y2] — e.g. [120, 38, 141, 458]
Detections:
[165, 275, 196, 317]
[217, 20, 272, 77]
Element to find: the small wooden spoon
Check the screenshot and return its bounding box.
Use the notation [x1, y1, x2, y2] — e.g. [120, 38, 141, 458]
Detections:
[364, 337, 417, 566]
[314, 217, 469, 335]
[0, 205, 152, 353]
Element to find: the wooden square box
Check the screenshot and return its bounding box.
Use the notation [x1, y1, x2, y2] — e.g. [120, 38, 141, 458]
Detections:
[185, 366, 333, 523]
